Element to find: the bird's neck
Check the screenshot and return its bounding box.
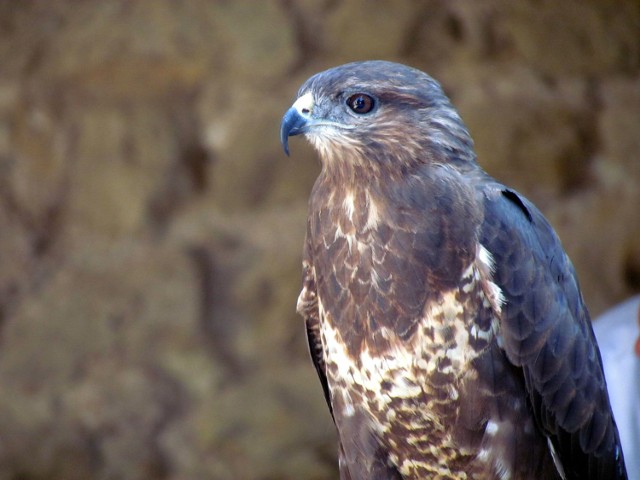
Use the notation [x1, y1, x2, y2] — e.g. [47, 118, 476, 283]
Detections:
[311, 175, 383, 235]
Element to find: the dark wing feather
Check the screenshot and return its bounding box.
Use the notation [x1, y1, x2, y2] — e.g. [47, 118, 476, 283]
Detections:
[304, 296, 332, 414]
[479, 185, 627, 480]
[299, 251, 332, 415]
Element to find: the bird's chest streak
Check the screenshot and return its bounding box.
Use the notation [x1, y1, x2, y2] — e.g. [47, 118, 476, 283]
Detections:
[309, 185, 476, 356]
[312, 198, 484, 366]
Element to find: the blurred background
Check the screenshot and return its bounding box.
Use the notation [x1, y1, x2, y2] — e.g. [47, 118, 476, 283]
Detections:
[0, 1, 638, 479]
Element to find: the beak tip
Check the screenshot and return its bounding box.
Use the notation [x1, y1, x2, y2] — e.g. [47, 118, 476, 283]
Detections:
[280, 127, 291, 156]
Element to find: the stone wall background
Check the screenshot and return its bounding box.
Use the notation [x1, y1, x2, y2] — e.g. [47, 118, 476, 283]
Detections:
[0, 1, 638, 479]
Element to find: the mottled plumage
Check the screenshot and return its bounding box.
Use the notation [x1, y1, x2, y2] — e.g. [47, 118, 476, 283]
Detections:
[280, 61, 627, 480]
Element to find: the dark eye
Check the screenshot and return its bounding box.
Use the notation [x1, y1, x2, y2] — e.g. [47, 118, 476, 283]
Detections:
[346, 93, 375, 114]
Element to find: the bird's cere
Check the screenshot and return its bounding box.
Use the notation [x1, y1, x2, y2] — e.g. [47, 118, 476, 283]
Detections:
[293, 91, 314, 116]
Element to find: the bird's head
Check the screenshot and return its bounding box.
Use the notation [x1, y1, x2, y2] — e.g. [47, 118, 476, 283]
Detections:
[280, 61, 476, 177]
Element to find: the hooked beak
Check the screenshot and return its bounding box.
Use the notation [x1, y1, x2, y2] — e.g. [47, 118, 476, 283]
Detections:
[280, 92, 314, 156]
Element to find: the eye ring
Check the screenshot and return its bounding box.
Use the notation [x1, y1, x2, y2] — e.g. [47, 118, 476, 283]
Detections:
[346, 93, 375, 114]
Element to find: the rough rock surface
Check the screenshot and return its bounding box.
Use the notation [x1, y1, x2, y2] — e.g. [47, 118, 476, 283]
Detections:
[0, 1, 638, 478]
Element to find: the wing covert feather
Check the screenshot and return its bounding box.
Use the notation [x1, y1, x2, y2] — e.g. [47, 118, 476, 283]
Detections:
[479, 186, 627, 479]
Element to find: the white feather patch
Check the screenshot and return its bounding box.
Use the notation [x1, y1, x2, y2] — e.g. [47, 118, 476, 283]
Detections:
[343, 192, 356, 221]
[364, 192, 381, 230]
[548, 437, 567, 480]
[477, 244, 505, 314]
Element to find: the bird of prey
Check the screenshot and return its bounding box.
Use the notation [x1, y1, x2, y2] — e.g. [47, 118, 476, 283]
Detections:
[280, 61, 627, 480]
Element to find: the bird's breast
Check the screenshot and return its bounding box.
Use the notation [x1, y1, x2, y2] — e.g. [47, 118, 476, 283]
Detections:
[317, 257, 501, 478]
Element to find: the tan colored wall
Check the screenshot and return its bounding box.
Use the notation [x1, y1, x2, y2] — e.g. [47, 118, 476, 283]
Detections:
[0, 1, 638, 478]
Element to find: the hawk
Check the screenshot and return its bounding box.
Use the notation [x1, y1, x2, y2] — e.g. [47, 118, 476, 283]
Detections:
[280, 61, 627, 480]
